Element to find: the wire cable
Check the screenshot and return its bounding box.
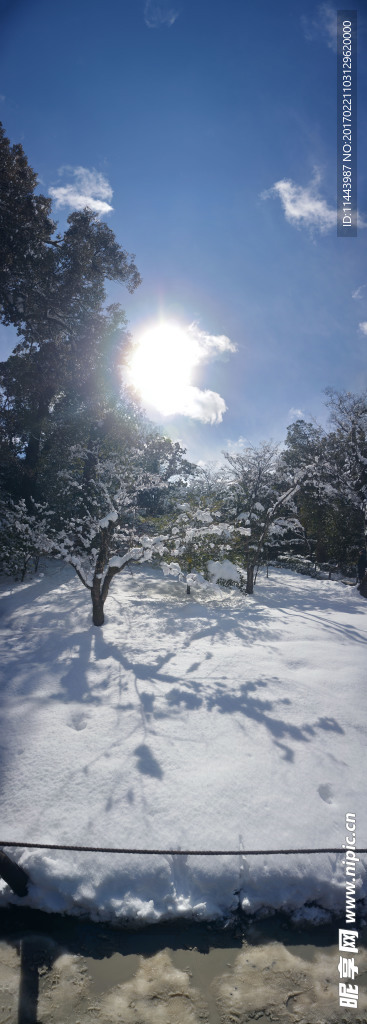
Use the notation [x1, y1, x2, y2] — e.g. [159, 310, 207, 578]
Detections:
[1, 842, 366, 855]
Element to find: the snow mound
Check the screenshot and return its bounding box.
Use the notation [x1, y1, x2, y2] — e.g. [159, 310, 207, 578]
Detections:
[207, 559, 241, 584]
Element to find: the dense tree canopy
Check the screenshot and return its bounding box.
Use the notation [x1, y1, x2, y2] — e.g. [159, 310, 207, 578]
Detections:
[0, 122, 142, 501]
[0, 122, 55, 332]
[282, 402, 366, 568]
[0, 121, 366, 618]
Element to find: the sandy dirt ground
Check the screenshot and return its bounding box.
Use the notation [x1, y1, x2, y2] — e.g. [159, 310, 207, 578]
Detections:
[0, 912, 366, 1023]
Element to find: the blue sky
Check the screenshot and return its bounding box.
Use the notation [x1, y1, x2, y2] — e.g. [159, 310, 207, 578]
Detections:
[0, 0, 366, 463]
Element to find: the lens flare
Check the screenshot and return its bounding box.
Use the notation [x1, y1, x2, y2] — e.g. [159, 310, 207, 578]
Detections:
[128, 322, 200, 415]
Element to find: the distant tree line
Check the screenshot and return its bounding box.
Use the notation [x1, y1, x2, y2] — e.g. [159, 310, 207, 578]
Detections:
[0, 122, 366, 622]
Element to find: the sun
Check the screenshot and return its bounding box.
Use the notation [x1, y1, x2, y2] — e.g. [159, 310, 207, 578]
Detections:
[127, 321, 200, 415]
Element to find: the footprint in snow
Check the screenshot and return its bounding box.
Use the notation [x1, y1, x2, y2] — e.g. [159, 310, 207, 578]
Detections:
[69, 713, 88, 731]
[318, 783, 334, 804]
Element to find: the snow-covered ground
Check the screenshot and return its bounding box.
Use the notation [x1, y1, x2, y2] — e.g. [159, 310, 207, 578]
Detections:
[0, 562, 366, 925]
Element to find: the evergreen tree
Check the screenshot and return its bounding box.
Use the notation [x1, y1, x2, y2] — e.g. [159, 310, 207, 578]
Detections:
[0, 121, 55, 331]
[324, 388, 367, 543]
[222, 442, 305, 592]
[282, 411, 366, 571]
[0, 123, 141, 502]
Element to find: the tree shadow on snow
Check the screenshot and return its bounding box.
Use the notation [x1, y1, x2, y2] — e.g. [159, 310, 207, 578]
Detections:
[133, 744, 163, 778]
[156, 678, 345, 763]
[257, 570, 365, 621]
[0, 568, 353, 802]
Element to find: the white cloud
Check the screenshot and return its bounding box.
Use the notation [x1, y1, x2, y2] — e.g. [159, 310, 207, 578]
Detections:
[301, 3, 337, 52]
[177, 386, 227, 424]
[224, 436, 250, 455]
[352, 285, 366, 300]
[358, 322, 367, 336]
[180, 323, 236, 423]
[187, 322, 237, 360]
[49, 166, 113, 216]
[144, 1, 180, 28]
[288, 407, 306, 421]
[261, 169, 335, 234]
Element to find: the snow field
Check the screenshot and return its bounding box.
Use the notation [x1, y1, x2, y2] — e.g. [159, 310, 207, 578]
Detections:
[0, 561, 366, 924]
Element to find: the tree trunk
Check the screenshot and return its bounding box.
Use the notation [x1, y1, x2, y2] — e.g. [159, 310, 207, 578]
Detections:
[246, 564, 254, 594]
[21, 401, 50, 504]
[0, 850, 29, 896]
[92, 573, 105, 626]
[90, 529, 123, 626]
[22, 429, 43, 504]
[92, 594, 105, 626]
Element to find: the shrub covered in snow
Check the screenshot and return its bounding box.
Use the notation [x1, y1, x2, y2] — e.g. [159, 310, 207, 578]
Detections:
[0, 497, 53, 580]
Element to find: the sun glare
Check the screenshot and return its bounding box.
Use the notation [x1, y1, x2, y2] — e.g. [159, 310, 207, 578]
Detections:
[128, 322, 200, 415]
